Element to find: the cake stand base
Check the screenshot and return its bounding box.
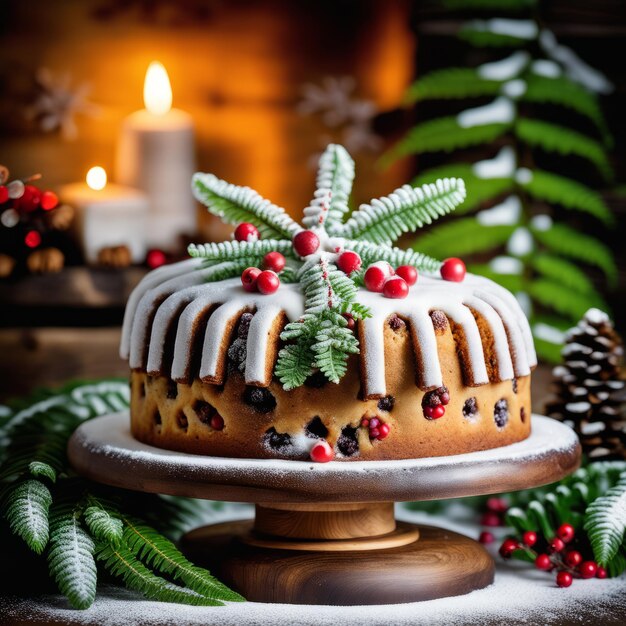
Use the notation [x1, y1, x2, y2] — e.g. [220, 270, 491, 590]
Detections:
[181, 516, 494, 605]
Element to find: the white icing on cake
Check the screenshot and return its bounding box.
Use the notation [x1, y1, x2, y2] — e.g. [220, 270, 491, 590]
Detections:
[121, 262, 537, 395]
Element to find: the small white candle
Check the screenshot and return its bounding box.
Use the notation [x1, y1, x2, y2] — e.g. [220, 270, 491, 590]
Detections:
[61, 166, 149, 264]
[115, 61, 196, 249]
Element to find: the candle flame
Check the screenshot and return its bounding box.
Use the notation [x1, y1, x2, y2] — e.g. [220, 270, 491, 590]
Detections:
[144, 61, 172, 115]
[86, 166, 107, 191]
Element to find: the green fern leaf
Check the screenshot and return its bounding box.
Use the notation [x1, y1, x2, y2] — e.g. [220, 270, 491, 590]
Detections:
[192, 173, 300, 239]
[95, 542, 223, 606]
[413, 163, 513, 215]
[467, 263, 525, 293]
[48, 501, 97, 610]
[413, 218, 515, 258]
[275, 342, 316, 391]
[404, 68, 503, 103]
[521, 169, 613, 225]
[339, 178, 466, 245]
[522, 74, 612, 145]
[306, 144, 355, 233]
[515, 118, 613, 180]
[606, 549, 626, 578]
[584, 475, 626, 566]
[529, 254, 598, 295]
[122, 516, 244, 602]
[384, 117, 510, 163]
[527, 279, 605, 321]
[346, 240, 442, 274]
[82, 497, 124, 547]
[460, 22, 536, 48]
[28, 461, 57, 482]
[3, 479, 52, 554]
[188, 239, 295, 262]
[532, 223, 617, 286]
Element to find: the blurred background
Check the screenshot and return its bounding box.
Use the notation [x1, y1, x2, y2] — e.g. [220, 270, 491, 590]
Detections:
[0, 0, 624, 400]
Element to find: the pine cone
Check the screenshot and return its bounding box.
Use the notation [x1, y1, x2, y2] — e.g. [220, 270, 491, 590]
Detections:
[97, 245, 132, 268]
[546, 308, 626, 461]
[26, 247, 64, 274]
[46, 203, 74, 230]
[0, 253, 16, 278]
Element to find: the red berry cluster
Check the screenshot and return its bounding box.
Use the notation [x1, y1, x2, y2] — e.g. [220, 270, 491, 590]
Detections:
[498, 522, 608, 588]
[364, 262, 418, 300]
[241, 267, 280, 294]
[360, 416, 390, 440]
[479, 497, 509, 532]
[422, 386, 450, 419]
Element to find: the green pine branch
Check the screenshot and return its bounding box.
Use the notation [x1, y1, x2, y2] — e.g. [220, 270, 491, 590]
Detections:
[345, 240, 442, 274]
[192, 173, 301, 239]
[527, 279, 606, 322]
[404, 68, 503, 103]
[188, 239, 295, 262]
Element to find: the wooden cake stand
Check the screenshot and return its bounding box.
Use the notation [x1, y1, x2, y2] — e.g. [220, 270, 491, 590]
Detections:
[68, 413, 580, 606]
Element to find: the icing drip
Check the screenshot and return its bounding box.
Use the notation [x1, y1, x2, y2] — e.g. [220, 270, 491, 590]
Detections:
[121, 262, 537, 395]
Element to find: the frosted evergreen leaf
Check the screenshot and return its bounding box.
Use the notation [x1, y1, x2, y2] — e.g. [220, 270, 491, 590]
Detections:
[345, 240, 441, 274]
[3, 479, 51, 554]
[460, 22, 536, 48]
[192, 173, 301, 239]
[275, 342, 316, 390]
[188, 239, 295, 261]
[47, 502, 97, 610]
[305, 144, 354, 233]
[83, 498, 124, 546]
[585, 475, 626, 565]
[403, 68, 503, 103]
[28, 461, 57, 482]
[339, 178, 466, 245]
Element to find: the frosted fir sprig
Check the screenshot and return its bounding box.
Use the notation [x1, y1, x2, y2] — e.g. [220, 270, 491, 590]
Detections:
[191, 143, 467, 389]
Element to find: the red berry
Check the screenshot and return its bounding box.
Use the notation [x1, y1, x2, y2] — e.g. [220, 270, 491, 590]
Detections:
[479, 531, 495, 545]
[395, 265, 418, 286]
[40, 190, 58, 211]
[549, 538, 565, 553]
[556, 523, 575, 543]
[337, 250, 361, 275]
[234, 222, 259, 242]
[486, 497, 508, 513]
[369, 428, 380, 438]
[256, 270, 280, 295]
[383, 276, 408, 299]
[369, 417, 380, 429]
[579, 561, 597, 579]
[424, 404, 446, 419]
[241, 267, 261, 292]
[499, 538, 519, 559]
[439, 392, 450, 406]
[24, 230, 41, 248]
[0, 186, 8, 204]
[310, 440, 334, 463]
[556, 571, 573, 588]
[15, 185, 41, 213]
[440, 257, 466, 282]
[364, 262, 393, 292]
[596, 567, 607, 579]
[263, 251, 285, 272]
[210, 414, 224, 431]
[293, 230, 320, 256]
[481, 512, 501, 528]
[375, 425, 388, 438]
[535, 554, 552, 570]
[523, 531, 538, 547]
[342, 313, 356, 330]
[360, 418, 370, 428]
[565, 551, 582, 568]
[147, 249, 167, 269]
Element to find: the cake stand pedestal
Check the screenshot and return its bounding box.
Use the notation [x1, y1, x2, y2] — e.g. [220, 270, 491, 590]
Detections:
[68, 413, 580, 606]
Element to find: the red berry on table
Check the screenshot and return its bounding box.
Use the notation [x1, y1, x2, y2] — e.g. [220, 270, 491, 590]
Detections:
[263, 251, 285, 273]
[147, 249, 167, 269]
[549, 537, 565, 553]
[395, 265, 418, 286]
[486, 497, 508, 513]
[241, 267, 262, 292]
[522, 530, 538, 547]
[383, 276, 408, 299]
[342, 313, 356, 330]
[535, 554, 552, 570]
[256, 270, 280, 295]
[479, 531, 495, 545]
[337, 250, 361, 274]
[596, 567, 608, 579]
[440, 257, 466, 282]
[40, 190, 59, 211]
[499, 538, 518, 559]
[377, 423, 390, 440]
[293, 230, 320, 256]
[579, 561, 597, 579]
[234, 222, 260, 242]
[556, 571, 573, 588]
[24, 230, 41, 248]
[481, 512, 501, 527]
[556, 523, 575, 543]
[310, 440, 334, 463]
[0, 186, 8, 204]
[565, 550, 582, 568]
[364, 262, 393, 292]
[210, 414, 224, 431]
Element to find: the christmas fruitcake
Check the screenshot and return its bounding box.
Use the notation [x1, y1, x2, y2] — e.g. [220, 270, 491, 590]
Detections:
[121, 144, 536, 462]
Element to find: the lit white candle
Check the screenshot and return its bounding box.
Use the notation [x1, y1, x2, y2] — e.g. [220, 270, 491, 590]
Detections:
[115, 61, 196, 249]
[61, 166, 149, 264]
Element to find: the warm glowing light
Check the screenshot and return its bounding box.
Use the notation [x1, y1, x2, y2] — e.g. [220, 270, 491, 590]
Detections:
[86, 166, 107, 191]
[143, 61, 172, 115]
